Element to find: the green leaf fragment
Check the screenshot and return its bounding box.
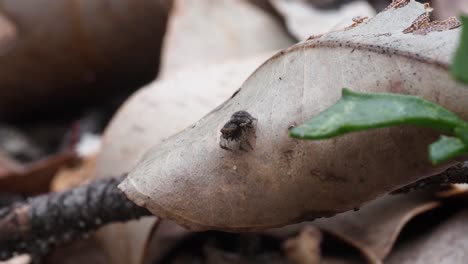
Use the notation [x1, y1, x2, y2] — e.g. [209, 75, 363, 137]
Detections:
[429, 136, 468, 165]
[454, 125, 468, 145]
[289, 88, 467, 140]
[452, 16, 468, 85]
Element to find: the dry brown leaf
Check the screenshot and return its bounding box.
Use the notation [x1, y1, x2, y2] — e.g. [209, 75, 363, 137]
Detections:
[274, 226, 370, 264]
[121, 0, 467, 232]
[0, 151, 77, 195]
[283, 226, 322, 264]
[160, 0, 294, 76]
[0, 0, 172, 118]
[385, 209, 468, 263]
[270, 0, 376, 40]
[0, 151, 22, 176]
[313, 191, 440, 262]
[50, 154, 97, 192]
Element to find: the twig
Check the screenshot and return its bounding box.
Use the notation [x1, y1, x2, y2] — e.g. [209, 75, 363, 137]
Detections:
[392, 162, 468, 194]
[0, 175, 151, 261]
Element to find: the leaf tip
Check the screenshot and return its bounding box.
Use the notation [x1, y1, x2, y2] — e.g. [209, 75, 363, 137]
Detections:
[288, 127, 303, 139]
[341, 88, 354, 97]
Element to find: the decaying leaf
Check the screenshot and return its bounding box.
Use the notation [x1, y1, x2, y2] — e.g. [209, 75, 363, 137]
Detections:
[120, 0, 468, 232]
[313, 191, 440, 261]
[50, 154, 97, 192]
[0, 151, 76, 195]
[385, 209, 468, 263]
[283, 226, 322, 264]
[160, 0, 294, 76]
[270, 0, 376, 40]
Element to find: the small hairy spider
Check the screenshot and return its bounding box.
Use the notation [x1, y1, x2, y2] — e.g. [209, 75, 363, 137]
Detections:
[220, 111, 256, 140]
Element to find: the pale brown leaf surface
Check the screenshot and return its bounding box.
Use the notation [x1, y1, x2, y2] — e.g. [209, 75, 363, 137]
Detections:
[270, 0, 376, 40]
[121, 0, 467, 232]
[160, 0, 294, 76]
[283, 226, 322, 264]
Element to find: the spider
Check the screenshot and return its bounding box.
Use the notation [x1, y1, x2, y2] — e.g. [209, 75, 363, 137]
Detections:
[220, 111, 256, 141]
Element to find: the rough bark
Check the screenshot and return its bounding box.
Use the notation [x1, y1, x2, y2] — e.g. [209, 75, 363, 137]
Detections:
[0, 175, 151, 261]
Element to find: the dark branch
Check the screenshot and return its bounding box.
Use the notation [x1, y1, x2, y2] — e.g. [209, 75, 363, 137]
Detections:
[0, 175, 151, 261]
[392, 162, 468, 194]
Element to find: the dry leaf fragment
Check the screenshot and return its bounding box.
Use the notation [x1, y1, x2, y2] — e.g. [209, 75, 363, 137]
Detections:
[384, 0, 410, 11]
[270, 0, 376, 40]
[403, 12, 461, 35]
[0, 151, 76, 195]
[344, 16, 369, 30]
[385, 209, 468, 263]
[160, 0, 294, 76]
[50, 154, 97, 192]
[313, 191, 440, 261]
[283, 226, 322, 264]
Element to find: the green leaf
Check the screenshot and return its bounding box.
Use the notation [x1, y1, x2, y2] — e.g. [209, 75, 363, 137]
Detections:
[429, 136, 468, 165]
[454, 125, 468, 145]
[452, 16, 468, 85]
[289, 88, 467, 140]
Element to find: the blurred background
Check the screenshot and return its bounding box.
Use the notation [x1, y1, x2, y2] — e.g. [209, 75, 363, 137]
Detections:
[0, 0, 467, 263]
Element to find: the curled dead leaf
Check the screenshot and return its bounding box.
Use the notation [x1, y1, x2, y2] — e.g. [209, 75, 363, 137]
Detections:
[121, 0, 468, 232]
[0, 151, 77, 195]
[385, 208, 468, 263]
[314, 191, 440, 262]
